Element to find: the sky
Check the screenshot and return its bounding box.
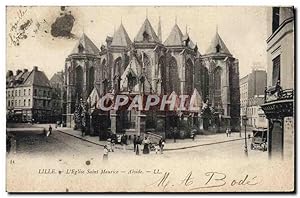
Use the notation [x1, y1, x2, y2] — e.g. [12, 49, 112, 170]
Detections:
[6, 6, 269, 79]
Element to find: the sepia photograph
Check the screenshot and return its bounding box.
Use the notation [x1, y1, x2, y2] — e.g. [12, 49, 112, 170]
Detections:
[5, 5, 295, 192]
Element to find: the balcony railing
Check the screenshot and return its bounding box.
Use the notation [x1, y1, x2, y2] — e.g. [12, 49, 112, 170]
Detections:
[264, 85, 294, 103]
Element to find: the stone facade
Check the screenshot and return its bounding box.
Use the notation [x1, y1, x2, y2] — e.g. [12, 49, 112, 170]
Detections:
[64, 17, 241, 137]
[262, 7, 294, 159]
[6, 66, 53, 123]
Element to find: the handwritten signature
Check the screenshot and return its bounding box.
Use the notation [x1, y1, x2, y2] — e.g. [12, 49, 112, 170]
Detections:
[148, 171, 261, 191]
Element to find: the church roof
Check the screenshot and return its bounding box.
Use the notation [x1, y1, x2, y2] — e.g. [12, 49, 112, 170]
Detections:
[111, 24, 132, 47]
[164, 24, 184, 46]
[134, 18, 160, 43]
[71, 33, 100, 55]
[205, 32, 231, 55]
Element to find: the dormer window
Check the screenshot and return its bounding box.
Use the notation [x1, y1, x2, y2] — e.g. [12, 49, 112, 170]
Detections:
[216, 44, 221, 53]
[143, 31, 149, 42]
[184, 37, 190, 47]
[78, 43, 84, 53]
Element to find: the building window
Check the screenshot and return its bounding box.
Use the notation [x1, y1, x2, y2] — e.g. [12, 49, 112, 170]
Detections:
[8, 91, 10, 97]
[43, 100, 46, 107]
[28, 99, 31, 106]
[19, 90, 21, 96]
[12, 100, 14, 107]
[8, 100, 10, 107]
[15, 90, 17, 96]
[24, 99, 26, 106]
[43, 90, 46, 97]
[19, 100, 21, 106]
[272, 7, 280, 33]
[29, 89, 31, 95]
[24, 89, 26, 96]
[216, 44, 221, 53]
[272, 55, 281, 86]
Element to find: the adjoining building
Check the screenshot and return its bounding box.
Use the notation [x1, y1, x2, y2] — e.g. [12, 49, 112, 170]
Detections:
[6, 66, 52, 123]
[261, 7, 294, 159]
[49, 71, 66, 123]
[239, 69, 267, 128]
[63, 17, 241, 139]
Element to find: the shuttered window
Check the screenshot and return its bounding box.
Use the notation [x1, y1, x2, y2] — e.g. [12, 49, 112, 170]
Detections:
[272, 55, 281, 86]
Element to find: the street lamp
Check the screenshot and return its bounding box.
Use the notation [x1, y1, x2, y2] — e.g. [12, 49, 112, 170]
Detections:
[242, 115, 248, 157]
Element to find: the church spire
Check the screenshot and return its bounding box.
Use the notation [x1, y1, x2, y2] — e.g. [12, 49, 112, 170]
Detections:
[158, 16, 162, 42]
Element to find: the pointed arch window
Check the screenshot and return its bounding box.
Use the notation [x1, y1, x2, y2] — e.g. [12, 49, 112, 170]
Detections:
[216, 44, 221, 53]
[214, 67, 222, 96]
[143, 31, 149, 42]
[78, 43, 84, 53]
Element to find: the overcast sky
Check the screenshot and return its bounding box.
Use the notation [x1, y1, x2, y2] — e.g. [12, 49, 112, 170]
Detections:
[7, 6, 269, 79]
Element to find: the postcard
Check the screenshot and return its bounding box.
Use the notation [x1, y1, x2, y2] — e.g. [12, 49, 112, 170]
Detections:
[6, 6, 295, 192]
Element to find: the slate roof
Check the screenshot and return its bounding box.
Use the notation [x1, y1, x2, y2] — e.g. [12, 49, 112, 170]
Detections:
[71, 33, 100, 55]
[164, 24, 184, 46]
[50, 72, 64, 85]
[205, 32, 231, 55]
[134, 18, 160, 43]
[23, 69, 51, 87]
[111, 24, 132, 47]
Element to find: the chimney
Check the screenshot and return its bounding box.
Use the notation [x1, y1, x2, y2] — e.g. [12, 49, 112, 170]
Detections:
[6, 70, 13, 78]
[33, 66, 38, 71]
[16, 69, 22, 75]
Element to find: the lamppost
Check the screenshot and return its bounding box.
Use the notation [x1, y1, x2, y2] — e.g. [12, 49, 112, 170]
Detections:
[242, 115, 248, 157]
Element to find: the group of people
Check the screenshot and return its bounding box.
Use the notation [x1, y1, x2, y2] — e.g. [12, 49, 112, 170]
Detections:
[103, 134, 166, 160]
[226, 128, 232, 137]
[133, 135, 166, 155]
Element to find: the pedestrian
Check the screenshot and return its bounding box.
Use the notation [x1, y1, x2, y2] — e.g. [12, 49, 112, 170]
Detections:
[173, 127, 177, 143]
[191, 130, 195, 141]
[228, 128, 232, 137]
[158, 138, 163, 153]
[143, 137, 150, 154]
[81, 126, 85, 137]
[226, 128, 229, 137]
[136, 136, 141, 155]
[161, 139, 165, 154]
[110, 138, 115, 152]
[121, 135, 126, 151]
[49, 125, 52, 135]
[103, 145, 109, 161]
[133, 135, 137, 152]
[107, 138, 111, 152]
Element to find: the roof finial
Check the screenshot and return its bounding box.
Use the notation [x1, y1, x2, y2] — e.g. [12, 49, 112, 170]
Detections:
[216, 24, 218, 34]
[121, 16, 123, 25]
[185, 24, 188, 34]
[175, 16, 177, 24]
[146, 8, 148, 19]
[158, 16, 162, 42]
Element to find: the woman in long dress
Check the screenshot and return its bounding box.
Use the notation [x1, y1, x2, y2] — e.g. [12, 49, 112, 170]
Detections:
[143, 137, 150, 154]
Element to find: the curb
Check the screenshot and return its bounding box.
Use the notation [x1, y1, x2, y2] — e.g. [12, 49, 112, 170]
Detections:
[56, 129, 245, 152]
[164, 138, 244, 151]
